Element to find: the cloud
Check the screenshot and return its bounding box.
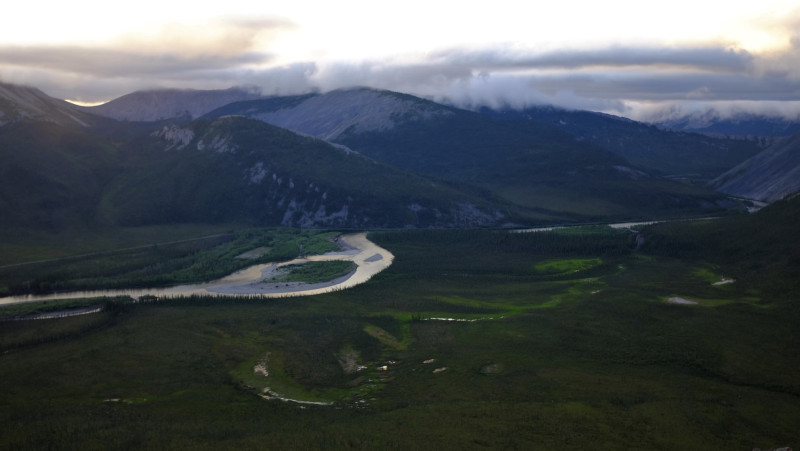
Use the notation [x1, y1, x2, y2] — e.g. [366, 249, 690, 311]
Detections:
[237, 63, 319, 95]
[0, 45, 272, 78]
[3, 26, 800, 120]
[0, 16, 294, 78]
[428, 45, 756, 73]
[114, 17, 295, 59]
[0, 16, 294, 102]
[631, 100, 800, 123]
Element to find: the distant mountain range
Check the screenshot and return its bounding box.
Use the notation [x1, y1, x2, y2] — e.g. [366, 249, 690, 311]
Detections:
[655, 110, 800, 138]
[76, 87, 263, 122]
[4, 81, 800, 233]
[202, 88, 740, 220]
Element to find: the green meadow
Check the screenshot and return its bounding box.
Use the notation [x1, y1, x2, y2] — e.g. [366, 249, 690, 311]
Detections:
[1, 215, 798, 449]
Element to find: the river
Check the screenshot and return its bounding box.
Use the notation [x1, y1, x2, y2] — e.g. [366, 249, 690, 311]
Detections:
[0, 233, 394, 306]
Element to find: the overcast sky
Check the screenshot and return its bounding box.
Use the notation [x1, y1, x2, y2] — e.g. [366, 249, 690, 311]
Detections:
[2, 0, 800, 120]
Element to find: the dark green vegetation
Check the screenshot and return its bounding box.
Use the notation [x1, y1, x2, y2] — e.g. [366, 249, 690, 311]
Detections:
[0, 121, 118, 230]
[482, 106, 762, 179]
[2, 198, 799, 449]
[337, 110, 734, 220]
[270, 261, 357, 284]
[0, 228, 339, 296]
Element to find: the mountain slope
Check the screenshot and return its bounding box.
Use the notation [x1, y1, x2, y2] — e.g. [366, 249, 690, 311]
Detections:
[205, 88, 454, 141]
[82, 87, 263, 121]
[710, 131, 800, 202]
[0, 120, 119, 230]
[480, 106, 762, 179]
[99, 116, 507, 228]
[0, 82, 99, 128]
[207, 89, 734, 221]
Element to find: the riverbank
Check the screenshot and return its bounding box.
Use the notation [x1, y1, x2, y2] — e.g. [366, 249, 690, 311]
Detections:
[0, 233, 394, 305]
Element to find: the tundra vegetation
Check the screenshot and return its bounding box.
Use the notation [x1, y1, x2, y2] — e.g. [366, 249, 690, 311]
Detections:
[1, 198, 799, 449]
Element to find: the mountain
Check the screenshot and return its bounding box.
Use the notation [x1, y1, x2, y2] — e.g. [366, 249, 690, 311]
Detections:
[480, 106, 762, 179]
[0, 82, 508, 231]
[98, 116, 508, 228]
[81, 87, 263, 122]
[655, 110, 800, 138]
[206, 88, 736, 221]
[204, 88, 454, 141]
[710, 131, 800, 202]
[0, 82, 100, 128]
[0, 82, 751, 233]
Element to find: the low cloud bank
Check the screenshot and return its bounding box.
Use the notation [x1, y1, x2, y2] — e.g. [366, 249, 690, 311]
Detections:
[3, 36, 800, 121]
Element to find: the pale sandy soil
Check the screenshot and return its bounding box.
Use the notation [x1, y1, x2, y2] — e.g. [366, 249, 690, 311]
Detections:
[666, 297, 697, 305]
[207, 232, 393, 296]
[712, 278, 735, 286]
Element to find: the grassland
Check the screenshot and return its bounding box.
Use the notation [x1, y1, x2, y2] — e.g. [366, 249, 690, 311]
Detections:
[269, 261, 357, 284]
[0, 227, 340, 296]
[0, 219, 798, 450]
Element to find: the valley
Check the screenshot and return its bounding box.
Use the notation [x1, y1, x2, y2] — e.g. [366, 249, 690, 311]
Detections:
[1, 81, 799, 450]
[2, 205, 799, 449]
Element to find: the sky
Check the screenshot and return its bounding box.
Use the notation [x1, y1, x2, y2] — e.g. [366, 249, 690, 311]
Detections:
[2, 0, 800, 120]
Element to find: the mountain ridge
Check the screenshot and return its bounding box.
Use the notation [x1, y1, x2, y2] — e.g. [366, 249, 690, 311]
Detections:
[0, 82, 100, 128]
[206, 89, 739, 219]
[0, 81, 774, 234]
[79, 86, 263, 122]
[478, 105, 762, 179]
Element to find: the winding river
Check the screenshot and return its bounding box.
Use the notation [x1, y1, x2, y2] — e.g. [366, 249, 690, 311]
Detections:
[0, 233, 394, 306]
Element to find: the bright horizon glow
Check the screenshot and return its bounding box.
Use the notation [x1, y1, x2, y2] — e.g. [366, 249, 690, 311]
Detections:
[4, 1, 795, 57]
[64, 99, 106, 107]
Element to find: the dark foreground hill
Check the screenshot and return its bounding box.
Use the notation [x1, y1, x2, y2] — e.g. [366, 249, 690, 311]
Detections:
[0, 120, 119, 230]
